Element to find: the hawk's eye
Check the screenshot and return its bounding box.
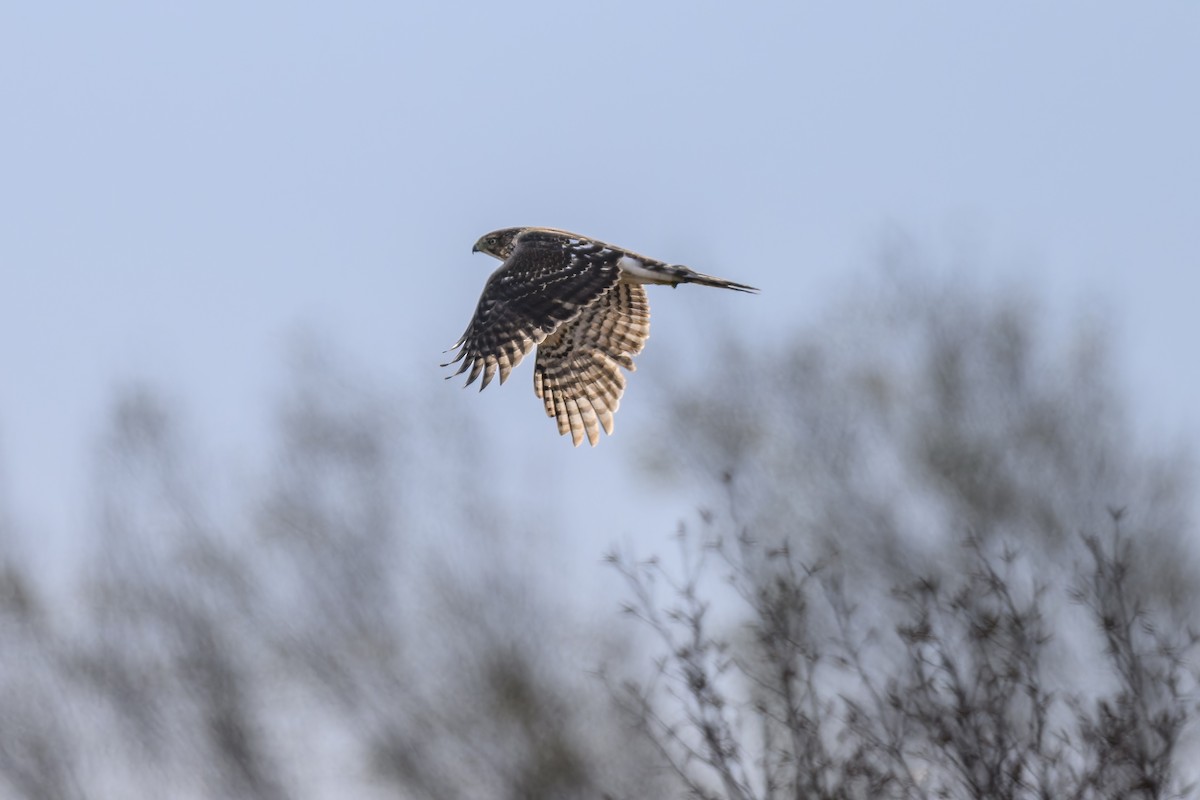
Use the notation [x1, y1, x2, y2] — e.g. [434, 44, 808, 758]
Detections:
[487, 237, 498, 247]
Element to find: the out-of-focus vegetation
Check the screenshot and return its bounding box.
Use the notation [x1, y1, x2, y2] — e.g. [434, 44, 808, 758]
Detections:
[614, 264, 1199, 799]
[0, 345, 664, 800]
[0, 261, 1196, 799]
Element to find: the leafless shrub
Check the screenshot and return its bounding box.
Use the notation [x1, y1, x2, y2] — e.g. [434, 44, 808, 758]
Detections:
[613, 503, 1198, 799]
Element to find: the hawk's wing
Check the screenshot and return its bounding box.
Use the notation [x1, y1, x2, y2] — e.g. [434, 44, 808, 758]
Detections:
[533, 280, 650, 446]
[446, 231, 623, 389]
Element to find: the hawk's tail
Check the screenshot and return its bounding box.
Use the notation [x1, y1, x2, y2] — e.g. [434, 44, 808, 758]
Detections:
[674, 266, 759, 293]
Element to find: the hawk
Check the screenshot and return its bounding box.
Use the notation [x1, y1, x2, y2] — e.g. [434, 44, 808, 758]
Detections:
[445, 227, 757, 446]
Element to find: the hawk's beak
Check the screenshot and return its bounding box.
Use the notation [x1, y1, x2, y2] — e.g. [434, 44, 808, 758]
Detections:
[471, 244, 479, 254]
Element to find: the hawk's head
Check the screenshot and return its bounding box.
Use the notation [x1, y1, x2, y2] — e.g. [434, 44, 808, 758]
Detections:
[472, 228, 525, 261]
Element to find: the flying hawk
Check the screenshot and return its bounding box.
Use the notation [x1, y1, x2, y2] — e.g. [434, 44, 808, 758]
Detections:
[446, 227, 757, 446]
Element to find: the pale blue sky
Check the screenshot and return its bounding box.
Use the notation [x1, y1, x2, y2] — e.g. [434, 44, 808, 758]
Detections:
[2, 3, 1198, 573]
